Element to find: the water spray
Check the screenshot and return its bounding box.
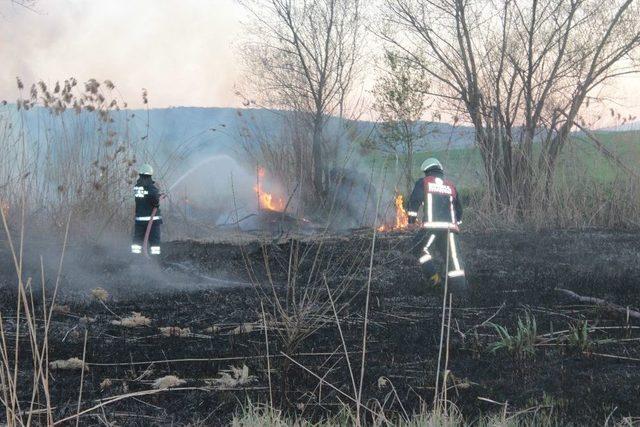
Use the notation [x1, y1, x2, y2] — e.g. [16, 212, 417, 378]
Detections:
[167, 156, 223, 193]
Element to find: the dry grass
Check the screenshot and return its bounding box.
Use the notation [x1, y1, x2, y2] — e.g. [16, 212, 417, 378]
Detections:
[49, 357, 89, 372]
[0, 75, 637, 427]
[99, 378, 113, 390]
[159, 326, 191, 337]
[79, 315, 96, 325]
[230, 323, 257, 335]
[232, 399, 561, 427]
[152, 375, 186, 390]
[111, 312, 151, 328]
[0, 203, 71, 426]
[0, 77, 143, 238]
[465, 156, 640, 231]
[91, 287, 109, 302]
[52, 304, 70, 314]
[208, 365, 256, 388]
[204, 325, 221, 334]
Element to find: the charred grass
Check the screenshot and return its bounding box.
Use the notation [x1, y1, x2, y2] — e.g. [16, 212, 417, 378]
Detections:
[1, 229, 640, 425]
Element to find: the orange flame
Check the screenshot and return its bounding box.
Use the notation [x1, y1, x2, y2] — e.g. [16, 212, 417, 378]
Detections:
[377, 194, 409, 232]
[255, 168, 285, 212]
[394, 194, 408, 229]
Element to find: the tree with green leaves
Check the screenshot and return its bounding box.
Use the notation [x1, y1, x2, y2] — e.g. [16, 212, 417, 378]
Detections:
[373, 52, 430, 195]
[382, 0, 640, 213]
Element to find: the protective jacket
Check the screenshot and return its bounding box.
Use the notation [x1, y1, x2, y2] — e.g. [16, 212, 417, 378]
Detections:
[407, 170, 462, 230]
[134, 176, 162, 224]
[407, 170, 466, 291]
[132, 176, 162, 255]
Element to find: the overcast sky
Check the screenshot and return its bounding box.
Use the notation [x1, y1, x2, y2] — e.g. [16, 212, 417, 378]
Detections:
[0, 0, 244, 109]
[1, 0, 639, 127]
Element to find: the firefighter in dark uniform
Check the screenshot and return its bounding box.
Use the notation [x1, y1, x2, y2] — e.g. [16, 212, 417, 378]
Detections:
[131, 164, 162, 256]
[407, 158, 466, 291]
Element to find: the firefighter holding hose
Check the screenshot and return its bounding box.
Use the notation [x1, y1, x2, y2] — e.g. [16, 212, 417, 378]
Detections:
[407, 158, 467, 292]
[131, 164, 162, 257]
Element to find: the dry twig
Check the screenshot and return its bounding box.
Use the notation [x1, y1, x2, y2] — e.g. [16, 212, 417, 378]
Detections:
[556, 288, 640, 320]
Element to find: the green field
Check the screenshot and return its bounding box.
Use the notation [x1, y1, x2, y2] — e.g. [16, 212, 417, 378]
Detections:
[371, 130, 640, 190]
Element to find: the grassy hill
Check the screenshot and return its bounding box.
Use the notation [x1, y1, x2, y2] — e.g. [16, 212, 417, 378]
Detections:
[373, 130, 640, 190]
[3, 102, 637, 192]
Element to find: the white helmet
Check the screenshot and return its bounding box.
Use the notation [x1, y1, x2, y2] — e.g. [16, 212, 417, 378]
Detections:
[420, 158, 443, 173]
[138, 163, 154, 176]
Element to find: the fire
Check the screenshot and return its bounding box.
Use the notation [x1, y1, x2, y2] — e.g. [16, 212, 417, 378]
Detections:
[394, 194, 409, 229]
[258, 191, 285, 212]
[255, 168, 285, 212]
[378, 194, 409, 232]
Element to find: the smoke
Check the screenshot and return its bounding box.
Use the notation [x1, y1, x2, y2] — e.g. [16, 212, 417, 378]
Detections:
[0, 218, 251, 300]
[0, 0, 244, 108]
[161, 154, 289, 227]
[0, 1, 386, 302]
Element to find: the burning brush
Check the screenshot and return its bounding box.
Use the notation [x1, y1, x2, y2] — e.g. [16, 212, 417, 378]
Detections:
[254, 168, 286, 212]
[378, 194, 410, 232]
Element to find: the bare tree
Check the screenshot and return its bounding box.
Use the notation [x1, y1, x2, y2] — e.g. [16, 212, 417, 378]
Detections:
[381, 0, 640, 212]
[240, 0, 363, 207]
[373, 51, 430, 195]
[0, 0, 38, 13]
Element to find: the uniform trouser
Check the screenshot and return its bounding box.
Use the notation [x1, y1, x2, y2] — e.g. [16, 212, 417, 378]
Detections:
[412, 229, 466, 290]
[131, 220, 161, 255]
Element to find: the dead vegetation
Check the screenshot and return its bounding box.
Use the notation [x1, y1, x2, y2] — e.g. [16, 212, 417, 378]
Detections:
[49, 358, 89, 372]
[208, 365, 256, 388]
[152, 375, 187, 390]
[91, 287, 109, 302]
[110, 312, 152, 328]
[0, 3, 639, 425]
[230, 323, 257, 335]
[99, 378, 113, 390]
[1, 228, 640, 425]
[52, 304, 70, 314]
[159, 326, 191, 337]
[204, 325, 221, 334]
[1, 77, 143, 238]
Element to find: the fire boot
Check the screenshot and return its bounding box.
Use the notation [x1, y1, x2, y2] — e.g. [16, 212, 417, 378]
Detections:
[418, 233, 442, 287]
[445, 232, 468, 295]
[430, 272, 442, 287]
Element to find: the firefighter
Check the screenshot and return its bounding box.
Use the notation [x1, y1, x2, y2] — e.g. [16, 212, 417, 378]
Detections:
[131, 164, 162, 256]
[407, 158, 466, 291]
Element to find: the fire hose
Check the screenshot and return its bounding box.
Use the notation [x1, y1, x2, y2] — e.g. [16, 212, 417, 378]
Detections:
[141, 193, 166, 258]
[141, 207, 157, 258]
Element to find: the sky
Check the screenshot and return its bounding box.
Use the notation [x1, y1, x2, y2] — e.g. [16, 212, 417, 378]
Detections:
[1, 0, 640, 128]
[0, 0, 245, 109]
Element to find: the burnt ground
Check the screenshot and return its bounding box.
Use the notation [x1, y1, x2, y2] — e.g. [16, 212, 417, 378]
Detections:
[1, 228, 640, 425]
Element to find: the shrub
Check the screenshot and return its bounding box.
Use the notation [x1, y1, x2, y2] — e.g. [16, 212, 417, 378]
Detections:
[489, 311, 538, 359]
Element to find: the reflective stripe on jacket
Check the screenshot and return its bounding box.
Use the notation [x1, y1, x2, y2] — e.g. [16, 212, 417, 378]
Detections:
[407, 171, 462, 229]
